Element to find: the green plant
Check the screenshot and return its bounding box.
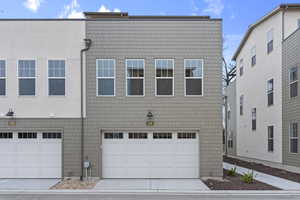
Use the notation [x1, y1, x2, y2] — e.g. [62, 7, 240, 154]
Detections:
[241, 171, 255, 184]
[227, 167, 237, 176]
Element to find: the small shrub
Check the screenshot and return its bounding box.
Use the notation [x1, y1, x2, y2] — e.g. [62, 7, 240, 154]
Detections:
[241, 171, 255, 184]
[227, 167, 237, 176]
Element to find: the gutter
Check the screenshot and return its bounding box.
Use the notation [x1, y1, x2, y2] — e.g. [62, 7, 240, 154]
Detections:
[80, 38, 92, 181]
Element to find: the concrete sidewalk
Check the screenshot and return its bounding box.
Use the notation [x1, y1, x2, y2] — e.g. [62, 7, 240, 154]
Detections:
[224, 162, 300, 190]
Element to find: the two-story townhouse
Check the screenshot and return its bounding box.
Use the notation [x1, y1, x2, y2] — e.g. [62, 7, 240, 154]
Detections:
[0, 13, 223, 179]
[231, 4, 300, 172]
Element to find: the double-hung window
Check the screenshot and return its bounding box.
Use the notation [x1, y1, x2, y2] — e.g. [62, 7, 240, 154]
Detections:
[240, 95, 244, 115]
[251, 46, 256, 66]
[96, 59, 115, 96]
[184, 59, 203, 96]
[18, 60, 36, 96]
[267, 79, 274, 106]
[290, 67, 298, 98]
[155, 59, 174, 96]
[252, 108, 256, 131]
[268, 126, 274, 152]
[126, 59, 144, 96]
[290, 122, 298, 153]
[267, 29, 274, 54]
[48, 60, 65, 96]
[239, 59, 244, 77]
[0, 60, 5, 96]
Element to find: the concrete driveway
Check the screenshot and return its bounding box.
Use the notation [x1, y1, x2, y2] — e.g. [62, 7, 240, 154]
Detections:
[94, 179, 210, 191]
[0, 179, 59, 190]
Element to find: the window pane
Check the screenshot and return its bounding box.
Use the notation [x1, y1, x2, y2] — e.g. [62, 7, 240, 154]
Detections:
[126, 60, 144, 77]
[157, 79, 172, 95]
[291, 123, 298, 137]
[127, 79, 143, 95]
[267, 79, 274, 92]
[49, 79, 65, 95]
[156, 59, 173, 77]
[186, 79, 202, 95]
[185, 59, 202, 77]
[0, 79, 5, 95]
[268, 92, 274, 106]
[0, 60, 5, 77]
[290, 82, 298, 98]
[97, 59, 114, 77]
[49, 60, 65, 77]
[18, 60, 35, 77]
[98, 78, 114, 95]
[290, 67, 298, 82]
[290, 139, 298, 153]
[19, 79, 35, 95]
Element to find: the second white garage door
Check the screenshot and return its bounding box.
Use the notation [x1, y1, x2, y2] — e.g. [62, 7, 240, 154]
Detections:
[102, 132, 199, 178]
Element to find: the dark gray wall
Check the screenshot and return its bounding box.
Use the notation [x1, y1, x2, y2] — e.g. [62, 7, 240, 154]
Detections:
[282, 29, 300, 168]
[85, 19, 223, 178]
[0, 118, 81, 177]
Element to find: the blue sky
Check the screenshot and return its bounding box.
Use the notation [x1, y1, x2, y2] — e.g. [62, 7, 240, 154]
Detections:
[1, 0, 300, 62]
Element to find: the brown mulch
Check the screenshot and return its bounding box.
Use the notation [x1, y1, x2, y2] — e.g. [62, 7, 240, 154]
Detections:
[224, 156, 300, 183]
[203, 169, 279, 190]
[50, 179, 98, 189]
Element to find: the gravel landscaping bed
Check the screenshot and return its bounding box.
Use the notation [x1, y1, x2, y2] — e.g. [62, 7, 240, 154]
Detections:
[50, 179, 98, 189]
[224, 156, 300, 183]
[203, 169, 279, 190]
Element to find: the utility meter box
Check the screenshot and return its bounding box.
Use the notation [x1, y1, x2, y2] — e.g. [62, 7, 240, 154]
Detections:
[83, 161, 90, 169]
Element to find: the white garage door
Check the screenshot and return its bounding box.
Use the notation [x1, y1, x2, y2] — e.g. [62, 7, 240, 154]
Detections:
[0, 132, 62, 178]
[102, 132, 199, 178]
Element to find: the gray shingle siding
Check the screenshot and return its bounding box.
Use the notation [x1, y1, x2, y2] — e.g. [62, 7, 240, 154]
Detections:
[85, 20, 223, 177]
[0, 118, 81, 177]
[282, 28, 300, 167]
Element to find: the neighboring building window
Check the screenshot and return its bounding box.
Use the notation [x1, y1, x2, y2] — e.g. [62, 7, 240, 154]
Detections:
[155, 59, 173, 96]
[268, 126, 274, 152]
[18, 132, 37, 139]
[48, 60, 65, 96]
[128, 132, 148, 139]
[290, 122, 298, 153]
[251, 46, 256, 66]
[177, 132, 196, 139]
[0, 132, 13, 139]
[104, 132, 123, 139]
[267, 79, 274, 106]
[228, 132, 233, 148]
[184, 59, 203, 95]
[153, 132, 172, 139]
[239, 59, 244, 77]
[252, 108, 256, 131]
[228, 110, 231, 120]
[126, 59, 144, 96]
[42, 132, 62, 139]
[290, 67, 298, 98]
[18, 60, 36, 96]
[0, 60, 5, 96]
[240, 95, 244, 115]
[267, 29, 273, 54]
[297, 19, 300, 28]
[96, 59, 115, 96]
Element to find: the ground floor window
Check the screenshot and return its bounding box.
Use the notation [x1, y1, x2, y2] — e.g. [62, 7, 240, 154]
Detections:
[268, 126, 274, 152]
[290, 122, 298, 153]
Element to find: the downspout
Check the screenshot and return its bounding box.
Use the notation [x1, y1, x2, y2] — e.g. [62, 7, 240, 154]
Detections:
[80, 38, 92, 181]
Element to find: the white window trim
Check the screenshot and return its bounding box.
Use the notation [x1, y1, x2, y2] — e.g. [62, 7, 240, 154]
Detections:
[0, 59, 6, 97]
[289, 67, 298, 99]
[155, 59, 174, 97]
[96, 59, 116, 97]
[184, 59, 204, 97]
[289, 122, 299, 154]
[125, 59, 145, 97]
[47, 59, 66, 97]
[17, 59, 37, 97]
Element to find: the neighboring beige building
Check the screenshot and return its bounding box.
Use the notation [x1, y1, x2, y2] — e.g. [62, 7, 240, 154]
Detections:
[231, 4, 300, 172]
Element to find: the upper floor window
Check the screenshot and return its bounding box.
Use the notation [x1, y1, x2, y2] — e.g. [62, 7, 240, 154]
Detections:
[18, 60, 36, 96]
[184, 59, 203, 96]
[48, 60, 65, 96]
[155, 59, 174, 96]
[267, 29, 274, 54]
[290, 67, 298, 98]
[251, 46, 256, 66]
[267, 79, 274, 106]
[126, 59, 144, 96]
[290, 122, 298, 153]
[96, 59, 115, 96]
[239, 59, 244, 77]
[0, 60, 5, 96]
[252, 108, 256, 131]
[240, 95, 244, 116]
[268, 126, 274, 152]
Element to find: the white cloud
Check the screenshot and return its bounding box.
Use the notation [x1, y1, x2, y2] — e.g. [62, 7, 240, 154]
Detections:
[59, 0, 84, 18]
[223, 34, 243, 63]
[24, 0, 42, 12]
[202, 0, 224, 17]
[98, 5, 121, 13]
